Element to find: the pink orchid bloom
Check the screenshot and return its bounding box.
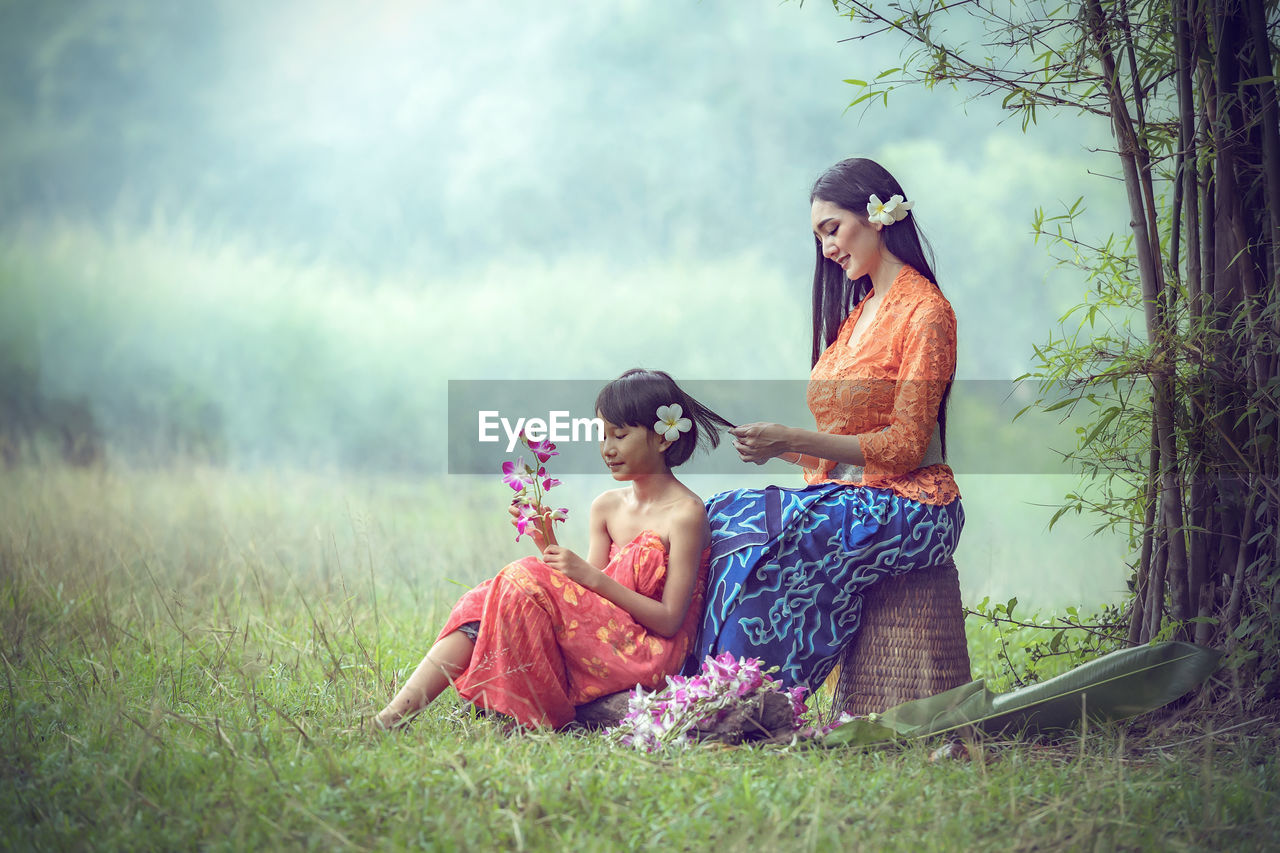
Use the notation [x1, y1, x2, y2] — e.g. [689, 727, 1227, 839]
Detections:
[734, 670, 764, 697]
[512, 502, 538, 541]
[502, 458, 533, 492]
[785, 685, 811, 727]
[705, 652, 737, 682]
[526, 437, 559, 463]
[534, 467, 563, 491]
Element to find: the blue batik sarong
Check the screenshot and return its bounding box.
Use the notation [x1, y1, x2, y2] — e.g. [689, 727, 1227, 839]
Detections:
[689, 483, 963, 688]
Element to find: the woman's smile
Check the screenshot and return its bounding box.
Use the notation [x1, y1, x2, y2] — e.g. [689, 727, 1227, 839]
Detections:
[811, 197, 883, 282]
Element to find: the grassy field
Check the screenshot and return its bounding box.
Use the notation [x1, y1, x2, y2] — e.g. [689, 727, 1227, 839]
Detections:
[1, 466, 1276, 851]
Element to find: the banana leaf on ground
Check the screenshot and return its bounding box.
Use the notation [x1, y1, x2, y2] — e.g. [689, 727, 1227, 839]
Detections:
[824, 641, 1222, 747]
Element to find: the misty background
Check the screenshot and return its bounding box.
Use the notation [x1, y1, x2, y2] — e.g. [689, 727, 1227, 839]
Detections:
[0, 0, 1134, 607]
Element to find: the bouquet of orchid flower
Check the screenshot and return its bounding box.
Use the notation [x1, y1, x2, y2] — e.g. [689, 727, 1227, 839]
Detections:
[502, 431, 568, 546]
[610, 652, 818, 752]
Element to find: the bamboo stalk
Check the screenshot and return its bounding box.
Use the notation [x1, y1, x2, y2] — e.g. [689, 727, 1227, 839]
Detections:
[1128, 426, 1159, 646]
[1180, 0, 1203, 315]
[1221, 499, 1253, 654]
[1173, 0, 1212, 623]
[1145, 525, 1169, 643]
[1085, 0, 1191, 625]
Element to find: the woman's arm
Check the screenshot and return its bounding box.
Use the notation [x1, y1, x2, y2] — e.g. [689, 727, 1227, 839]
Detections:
[856, 302, 955, 476]
[731, 423, 864, 467]
[540, 501, 705, 638]
[732, 301, 956, 473]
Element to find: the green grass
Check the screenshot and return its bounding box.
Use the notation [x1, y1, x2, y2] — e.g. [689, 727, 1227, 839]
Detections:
[2, 466, 1277, 851]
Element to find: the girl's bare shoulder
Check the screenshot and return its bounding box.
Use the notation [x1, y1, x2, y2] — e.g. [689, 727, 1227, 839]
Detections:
[590, 488, 629, 515]
[668, 485, 711, 527]
[659, 488, 710, 552]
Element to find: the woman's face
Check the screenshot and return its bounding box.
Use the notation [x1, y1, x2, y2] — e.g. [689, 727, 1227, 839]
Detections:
[811, 197, 884, 281]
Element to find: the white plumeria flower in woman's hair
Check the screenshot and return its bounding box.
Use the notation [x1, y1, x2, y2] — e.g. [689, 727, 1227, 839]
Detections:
[866, 193, 914, 226]
[654, 404, 693, 442]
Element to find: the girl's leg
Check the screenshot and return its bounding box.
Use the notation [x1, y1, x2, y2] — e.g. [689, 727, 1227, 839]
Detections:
[376, 630, 475, 728]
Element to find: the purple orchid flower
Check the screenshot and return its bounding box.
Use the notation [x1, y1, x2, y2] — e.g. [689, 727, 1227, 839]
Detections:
[502, 458, 533, 492]
[609, 652, 816, 752]
[526, 437, 559, 463]
[512, 502, 538, 541]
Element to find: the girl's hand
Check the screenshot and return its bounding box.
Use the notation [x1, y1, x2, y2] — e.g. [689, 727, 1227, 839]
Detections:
[730, 422, 792, 464]
[508, 503, 548, 550]
[541, 545, 601, 590]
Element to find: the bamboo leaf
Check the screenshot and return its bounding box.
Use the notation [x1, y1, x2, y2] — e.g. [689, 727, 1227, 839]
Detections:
[1083, 407, 1121, 445]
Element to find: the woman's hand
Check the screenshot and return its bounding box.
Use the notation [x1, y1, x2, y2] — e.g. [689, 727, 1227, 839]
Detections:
[541, 545, 601, 590]
[730, 422, 793, 464]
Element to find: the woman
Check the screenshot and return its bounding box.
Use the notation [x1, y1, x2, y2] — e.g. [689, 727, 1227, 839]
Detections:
[691, 157, 964, 689]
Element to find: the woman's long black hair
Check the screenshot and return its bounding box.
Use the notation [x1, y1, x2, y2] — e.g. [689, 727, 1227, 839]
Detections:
[808, 157, 951, 457]
[595, 369, 735, 468]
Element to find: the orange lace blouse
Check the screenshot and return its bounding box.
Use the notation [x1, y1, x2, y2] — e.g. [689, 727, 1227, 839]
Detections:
[800, 264, 960, 505]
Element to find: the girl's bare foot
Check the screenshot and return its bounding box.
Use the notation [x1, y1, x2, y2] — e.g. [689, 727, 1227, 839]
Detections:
[359, 709, 410, 734]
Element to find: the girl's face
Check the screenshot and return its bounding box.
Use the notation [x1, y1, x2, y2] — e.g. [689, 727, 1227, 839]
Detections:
[811, 197, 884, 282]
[598, 414, 670, 480]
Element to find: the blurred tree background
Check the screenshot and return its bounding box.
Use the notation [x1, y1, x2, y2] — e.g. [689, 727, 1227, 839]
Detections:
[0, 0, 1138, 608]
[0, 0, 1124, 469]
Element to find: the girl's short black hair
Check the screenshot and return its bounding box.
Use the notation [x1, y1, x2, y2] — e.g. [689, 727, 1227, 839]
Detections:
[594, 368, 734, 468]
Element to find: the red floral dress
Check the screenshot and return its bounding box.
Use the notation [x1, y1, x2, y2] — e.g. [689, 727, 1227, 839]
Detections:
[437, 531, 709, 728]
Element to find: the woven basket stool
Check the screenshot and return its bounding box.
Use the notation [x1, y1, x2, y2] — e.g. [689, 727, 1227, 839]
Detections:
[831, 557, 971, 716]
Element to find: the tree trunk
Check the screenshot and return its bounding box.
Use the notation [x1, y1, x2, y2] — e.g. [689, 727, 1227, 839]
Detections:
[1085, 0, 1191, 628]
[1242, 0, 1280, 292]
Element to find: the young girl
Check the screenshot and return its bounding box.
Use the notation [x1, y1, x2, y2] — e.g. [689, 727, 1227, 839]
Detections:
[375, 369, 733, 730]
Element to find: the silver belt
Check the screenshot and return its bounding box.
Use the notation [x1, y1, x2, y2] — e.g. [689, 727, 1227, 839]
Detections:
[828, 425, 944, 481]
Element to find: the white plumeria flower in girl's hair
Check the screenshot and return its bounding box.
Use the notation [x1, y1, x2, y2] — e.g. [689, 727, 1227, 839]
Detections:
[654, 404, 693, 442]
[866, 193, 914, 226]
